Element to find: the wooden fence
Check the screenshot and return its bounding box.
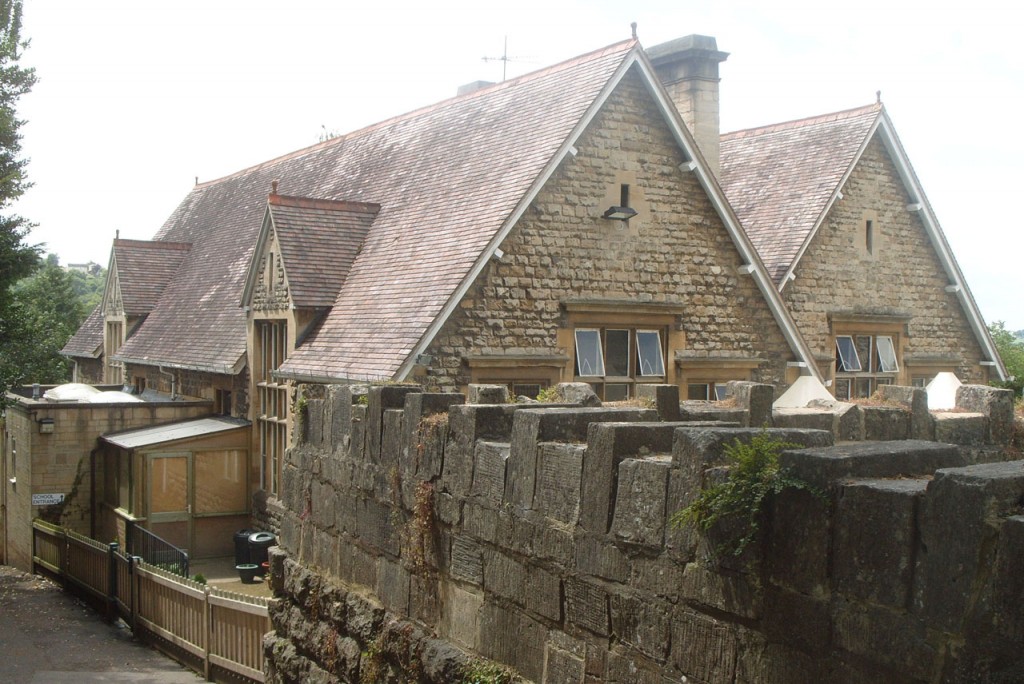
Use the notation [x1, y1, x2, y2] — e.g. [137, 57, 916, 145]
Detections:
[31, 520, 272, 683]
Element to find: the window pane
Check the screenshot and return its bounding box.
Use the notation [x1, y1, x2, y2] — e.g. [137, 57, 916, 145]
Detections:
[688, 384, 710, 400]
[835, 336, 862, 372]
[512, 383, 542, 399]
[605, 329, 630, 376]
[636, 330, 665, 376]
[714, 385, 729, 401]
[875, 336, 899, 372]
[574, 329, 605, 376]
[194, 450, 247, 514]
[605, 383, 629, 401]
[855, 377, 874, 399]
[855, 336, 873, 372]
[834, 378, 852, 400]
[150, 457, 188, 514]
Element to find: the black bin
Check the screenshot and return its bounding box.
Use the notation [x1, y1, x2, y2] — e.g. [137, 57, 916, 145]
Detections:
[248, 531, 276, 566]
[234, 528, 253, 566]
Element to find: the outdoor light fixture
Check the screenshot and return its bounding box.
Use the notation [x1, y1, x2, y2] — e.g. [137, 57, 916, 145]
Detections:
[415, 354, 433, 366]
[38, 418, 55, 434]
[602, 206, 638, 221]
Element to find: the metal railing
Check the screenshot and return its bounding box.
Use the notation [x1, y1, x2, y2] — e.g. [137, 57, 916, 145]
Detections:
[125, 520, 189, 577]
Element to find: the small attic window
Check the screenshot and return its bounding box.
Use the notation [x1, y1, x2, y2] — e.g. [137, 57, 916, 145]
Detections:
[865, 220, 874, 254]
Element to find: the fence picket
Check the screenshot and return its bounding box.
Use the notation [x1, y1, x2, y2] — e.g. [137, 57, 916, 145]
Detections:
[30, 520, 271, 683]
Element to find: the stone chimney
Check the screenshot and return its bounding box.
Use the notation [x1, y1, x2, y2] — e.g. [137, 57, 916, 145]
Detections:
[647, 35, 728, 177]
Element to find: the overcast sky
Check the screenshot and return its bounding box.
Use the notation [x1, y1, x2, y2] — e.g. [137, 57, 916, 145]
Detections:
[13, 0, 1023, 329]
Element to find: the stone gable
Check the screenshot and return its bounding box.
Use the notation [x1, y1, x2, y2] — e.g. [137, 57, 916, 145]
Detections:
[425, 67, 794, 390]
[785, 135, 986, 382]
[251, 228, 291, 312]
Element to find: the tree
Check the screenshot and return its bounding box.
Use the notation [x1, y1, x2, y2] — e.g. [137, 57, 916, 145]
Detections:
[989, 321, 1024, 398]
[68, 263, 107, 312]
[0, 0, 38, 402]
[9, 259, 85, 384]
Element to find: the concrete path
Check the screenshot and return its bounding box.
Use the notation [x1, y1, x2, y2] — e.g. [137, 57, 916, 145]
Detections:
[0, 565, 203, 683]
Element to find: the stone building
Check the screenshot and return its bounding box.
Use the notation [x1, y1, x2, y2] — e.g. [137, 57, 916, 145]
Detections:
[49, 34, 1005, 554]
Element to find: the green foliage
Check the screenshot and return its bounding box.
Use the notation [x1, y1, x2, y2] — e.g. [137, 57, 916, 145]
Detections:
[7, 259, 86, 384]
[670, 433, 819, 558]
[0, 0, 38, 403]
[989, 321, 1024, 398]
[459, 658, 517, 684]
[67, 264, 106, 312]
[536, 386, 559, 402]
[192, 573, 207, 585]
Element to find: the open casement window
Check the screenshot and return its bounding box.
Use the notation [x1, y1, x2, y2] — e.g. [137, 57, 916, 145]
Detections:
[687, 383, 730, 401]
[573, 326, 667, 400]
[834, 333, 901, 400]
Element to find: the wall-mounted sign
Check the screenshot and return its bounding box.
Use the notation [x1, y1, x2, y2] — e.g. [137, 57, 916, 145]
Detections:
[32, 493, 65, 506]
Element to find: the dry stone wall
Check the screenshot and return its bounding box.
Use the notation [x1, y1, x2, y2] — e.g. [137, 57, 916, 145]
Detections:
[264, 382, 1024, 683]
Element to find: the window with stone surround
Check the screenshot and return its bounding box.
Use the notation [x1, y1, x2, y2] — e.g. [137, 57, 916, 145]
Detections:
[255, 319, 288, 496]
[833, 333, 901, 400]
[687, 383, 730, 401]
[573, 326, 667, 400]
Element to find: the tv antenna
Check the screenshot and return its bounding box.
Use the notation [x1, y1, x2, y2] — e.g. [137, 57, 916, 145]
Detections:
[483, 36, 523, 81]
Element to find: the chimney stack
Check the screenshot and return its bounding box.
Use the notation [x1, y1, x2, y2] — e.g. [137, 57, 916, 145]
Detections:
[648, 35, 728, 177]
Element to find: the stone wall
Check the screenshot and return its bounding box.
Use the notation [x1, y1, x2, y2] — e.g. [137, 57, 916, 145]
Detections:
[423, 67, 795, 390]
[264, 383, 1024, 683]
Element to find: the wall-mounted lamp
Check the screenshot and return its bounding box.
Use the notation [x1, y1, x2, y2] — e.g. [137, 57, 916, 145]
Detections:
[602, 206, 638, 221]
[38, 418, 55, 434]
[415, 354, 433, 367]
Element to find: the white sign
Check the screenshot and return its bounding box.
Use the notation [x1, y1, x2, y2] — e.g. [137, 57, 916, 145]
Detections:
[32, 493, 65, 506]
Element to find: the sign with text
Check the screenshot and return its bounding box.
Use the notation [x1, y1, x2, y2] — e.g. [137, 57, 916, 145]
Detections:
[32, 493, 65, 506]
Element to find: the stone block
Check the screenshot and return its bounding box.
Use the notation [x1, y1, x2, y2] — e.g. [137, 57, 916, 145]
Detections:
[506, 407, 657, 511]
[762, 585, 830, 654]
[679, 402, 748, 425]
[483, 548, 527, 605]
[956, 384, 1015, 445]
[439, 581, 482, 650]
[462, 502, 498, 543]
[575, 534, 628, 582]
[932, 411, 987, 445]
[635, 383, 681, 421]
[450, 535, 483, 586]
[381, 408, 405, 490]
[375, 558, 410, 616]
[479, 602, 546, 682]
[605, 653, 676, 684]
[779, 440, 964, 490]
[343, 591, 385, 644]
[350, 404, 367, 462]
[993, 515, 1024, 642]
[610, 456, 671, 548]
[917, 461, 1024, 631]
[833, 478, 927, 607]
[470, 441, 509, 506]
[877, 384, 931, 440]
[526, 565, 562, 622]
[767, 485, 831, 595]
[728, 381, 775, 428]
[443, 404, 520, 498]
[609, 592, 670, 661]
[534, 442, 586, 524]
[564, 576, 610, 636]
[544, 643, 586, 684]
[403, 393, 461, 477]
[467, 384, 509, 404]
[734, 638, 821, 684]
[629, 557, 684, 602]
[580, 421, 692, 535]
[669, 608, 737, 684]
[679, 563, 760, 620]
[832, 601, 937, 682]
[861, 405, 910, 441]
[366, 384, 420, 461]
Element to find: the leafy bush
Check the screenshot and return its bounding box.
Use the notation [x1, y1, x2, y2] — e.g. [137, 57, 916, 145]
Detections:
[670, 432, 820, 557]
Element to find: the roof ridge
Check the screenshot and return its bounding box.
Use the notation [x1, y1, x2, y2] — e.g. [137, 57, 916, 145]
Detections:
[114, 238, 192, 250]
[269, 193, 380, 214]
[195, 38, 638, 190]
[721, 102, 882, 140]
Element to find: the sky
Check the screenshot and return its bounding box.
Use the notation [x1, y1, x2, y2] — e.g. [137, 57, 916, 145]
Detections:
[12, 0, 1024, 330]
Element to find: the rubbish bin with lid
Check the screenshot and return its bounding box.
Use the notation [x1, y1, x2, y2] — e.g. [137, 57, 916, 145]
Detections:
[234, 528, 253, 566]
[248, 531, 276, 566]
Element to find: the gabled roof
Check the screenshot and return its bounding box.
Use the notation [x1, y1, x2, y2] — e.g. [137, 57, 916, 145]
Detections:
[241, 194, 378, 309]
[61, 304, 103, 358]
[719, 103, 1007, 380]
[719, 104, 881, 284]
[107, 239, 192, 315]
[110, 38, 820, 381]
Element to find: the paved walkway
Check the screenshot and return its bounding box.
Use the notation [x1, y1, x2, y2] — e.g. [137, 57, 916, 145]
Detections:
[0, 565, 203, 683]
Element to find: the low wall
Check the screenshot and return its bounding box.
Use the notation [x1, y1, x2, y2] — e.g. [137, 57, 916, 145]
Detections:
[264, 383, 1024, 683]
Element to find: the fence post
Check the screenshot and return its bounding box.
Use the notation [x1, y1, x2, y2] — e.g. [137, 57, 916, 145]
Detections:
[130, 555, 141, 633]
[203, 585, 212, 681]
[107, 541, 119, 622]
